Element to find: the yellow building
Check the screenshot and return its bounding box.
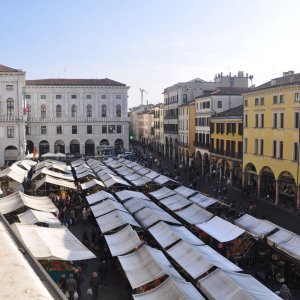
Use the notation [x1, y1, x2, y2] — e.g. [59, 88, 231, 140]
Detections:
[243, 71, 300, 208]
[210, 105, 243, 185]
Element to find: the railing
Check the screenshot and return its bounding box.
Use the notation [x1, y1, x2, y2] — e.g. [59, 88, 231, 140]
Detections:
[27, 116, 130, 123]
[0, 115, 26, 122]
[212, 150, 242, 159]
[164, 129, 178, 134]
[164, 115, 178, 120]
[194, 142, 209, 149]
[177, 141, 189, 148]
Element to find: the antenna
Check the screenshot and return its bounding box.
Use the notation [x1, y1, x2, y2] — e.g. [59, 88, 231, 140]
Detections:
[139, 88, 148, 105]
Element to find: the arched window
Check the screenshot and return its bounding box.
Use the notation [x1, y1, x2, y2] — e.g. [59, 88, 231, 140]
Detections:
[41, 104, 46, 118]
[116, 104, 121, 117]
[101, 104, 107, 117]
[71, 104, 77, 117]
[86, 104, 92, 117]
[7, 98, 14, 116]
[56, 105, 62, 117]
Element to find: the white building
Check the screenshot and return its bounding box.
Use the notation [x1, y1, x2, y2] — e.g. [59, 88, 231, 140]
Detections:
[0, 64, 130, 165]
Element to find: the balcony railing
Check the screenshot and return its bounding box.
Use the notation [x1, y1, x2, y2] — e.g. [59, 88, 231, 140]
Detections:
[194, 141, 209, 149]
[0, 115, 26, 122]
[164, 129, 178, 134]
[27, 116, 130, 123]
[164, 115, 178, 120]
[177, 141, 189, 148]
[211, 150, 242, 159]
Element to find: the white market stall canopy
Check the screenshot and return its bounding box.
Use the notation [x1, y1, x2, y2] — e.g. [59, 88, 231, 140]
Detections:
[80, 179, 105, 190]
[35, 175, 77, 190]
[132, 165, 144, 172]
[90, 199, 128, 218]
[189, 193, 217, 208]
[103, 175, 131, 188]
[235, 214, 278, 239]
[174, 185, 197, 198]
[148, 221, 204, 249]
[123, 198, 163, 214]
[71, 159, 85, 167]
[104, 225, 143, 256]
[153, 175, 174, 186]
[175, 204, 213, 225]
[12, 223, 96, 261]
[86, 190, 116, 205]
[32, 167, 74, 181]
[160, 194, 192, 212]
[41, 152, 66, 158]
[267, 229, 300, 261]
[17, 209, 61, 227]
[118, 245, 183, 289]
[116, 190, 150, 202]
[125, 173, 142, 182]
[198, 269, 281, 300]
[16, 159, 37, 171]
[0, 221, 55, 300]
[75, 170, 96, 179]
[135, 207, 181, 229]
[131, 176, 152, 187]
[0, 163, 28, 183]
[145, 170, 160, 180]
[137, 168, 151, 176]
[197, 216, 245, 243]
[133, 277, 205, 300]
[97, 168, 116, 177]
[149, 187, 176, 200]
[167, 240, 241, 279]
[96, 210, 141, 233]
[0, 192, 58, 214]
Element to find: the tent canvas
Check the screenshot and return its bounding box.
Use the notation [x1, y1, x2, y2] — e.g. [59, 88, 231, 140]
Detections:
[174, 186, 197, 198]
[34, 175, 77, 190]
[17, 209, 61, 227]
[175, 204, 213, 225]
[116, 190, 150, 202]
[137, 168, 151, 176]
[32, 167, 74, 181]
[125, 173, 141, 182]
[0, 192, 24, 214]
[20, 192, 59, 213]
[90, 199, 128, 218]
[153, 175, 173, 185]
[123, 198, 163, 214]
[145, 170, 160, 180]
[80, 179, 104, 190]
[149, 187, 175, 200]
[104, 176, 131, 188]
[160, 195, 192, 211]
[189, 193, 217, 208]
[76, 171, 96, 179]
[197, 216, 245, 243]
[86, 190, 116, 205]
[131, 176, 152, 187]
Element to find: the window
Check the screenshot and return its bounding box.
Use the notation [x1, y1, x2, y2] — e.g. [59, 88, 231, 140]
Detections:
[261, 114, 264, 128]
[71, 95, 77, 99]
[71, 104, 77, 117]
[86, 95, 92, 99]
[244, 114, 248, 127]
[72, 125, 77, 134]
[101, 104, 107, 117]
[26, 126, 31, 135]
[117, 125, 122, 133]
[41, 126, 46, 135]
[87, 125, 92, 134]
[116, 104, 121, 117]
[27, 105, 31, 116]
[273, 141, 277, 158]
[260, 139, 264, 156]
[101, 95, 107, 99]
[294, 143, 299, 161]
[25, 95, 31, 99]
[40, 95, 46, 99]
[255, 98, 259, 106]
[280, 95, 284, 103]
[279, 141, 283, 159]
[57, 125, 62, 134]
[116, 95, 121, 99]
[238, 123, 243, 135]
[86, 104, 92, 117]
[102, 125, 107, 134]
[254, 139, 258, 155]
[7, 126, 14, 138]
[295, 93, 300, 102]
[6, 85, 14, 91]
[108, 125, 115, 133]
[280, 113, 284, 128]
[56, 105, 62, 117]
[255, 114, 259, 128]
[273, 95, 278, 104]
[273, 113, 277, 128]
[41, 105, 46, 118]
[244, 99, 248, 107]
[260, 97, 264, 105]
[217, 101, 222, 109]
[295, 112, 299, 128]
[7, 98, 14, 115]
[56, 95, 62, 99]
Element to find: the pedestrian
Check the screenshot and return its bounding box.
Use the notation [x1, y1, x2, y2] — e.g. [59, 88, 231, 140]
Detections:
[98, 259, 108, 288]
[279, 284, 292, 300]
[74, 268, 84, 299]
[89, 272, 101, 300]
[58, 274, 66, 294]
[82, 207, 88, 221]
[66, 273, 77, 300]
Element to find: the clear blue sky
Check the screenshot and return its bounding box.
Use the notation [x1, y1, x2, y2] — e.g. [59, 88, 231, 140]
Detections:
[1, 0, 300, 107]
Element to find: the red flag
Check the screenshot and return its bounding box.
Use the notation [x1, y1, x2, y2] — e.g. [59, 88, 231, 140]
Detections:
[33, 146, 37, 159]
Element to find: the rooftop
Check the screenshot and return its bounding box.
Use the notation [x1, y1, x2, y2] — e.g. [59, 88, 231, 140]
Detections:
[0, 64, 22, 72]
[211, 105, 243, 119]
[196, 87, 249, 99]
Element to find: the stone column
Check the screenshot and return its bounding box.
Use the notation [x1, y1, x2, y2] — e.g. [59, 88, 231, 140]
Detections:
[257, 174, 261, 197]
[275, 180, 279, 205]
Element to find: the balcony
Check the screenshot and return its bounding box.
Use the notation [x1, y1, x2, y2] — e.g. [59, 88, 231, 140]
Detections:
[177, 141, 189, 148]
[164, 129, 178, 134]
[194, 141, 209, 149]
[27, 116, 130, 123]
[211, 150, 242, 160]
[0, 115, 26, 122]
[164, 115, 178, 120]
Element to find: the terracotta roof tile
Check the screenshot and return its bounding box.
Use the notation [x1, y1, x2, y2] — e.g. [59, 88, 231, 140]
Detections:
[0, 64, 22, 72]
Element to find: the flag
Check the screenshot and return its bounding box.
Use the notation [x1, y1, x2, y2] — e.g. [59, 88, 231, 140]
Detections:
[23, 95, 28, 114]
[33, 146, 37, 159]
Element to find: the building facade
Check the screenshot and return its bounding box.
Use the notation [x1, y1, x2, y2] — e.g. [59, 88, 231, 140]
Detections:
[243, 71, 300, 208]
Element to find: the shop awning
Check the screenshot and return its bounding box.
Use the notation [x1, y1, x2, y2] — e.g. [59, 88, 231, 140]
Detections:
[116, 190, 150, 202]
[125, 173, 141, 181]
[137, 168, 151, 176]
[71, 159, 85, 167]
[153, 175, 174, 185]
[118, 245, 183, 289]
[189, 193, 217, 208]
[132, 165, 144, 172]
[90, 199, 128, 218]
[123, 198, 163, 214]
[80, 179, 104, 190]
[96, 210, 141, 233]
[145, 170, 160, 180]
[198, 269, 280, 300]
[197, 216, 244, 243]
[76, 170, 96, 179]
[133, 277, 205, 300]
[0, 192, 24, 214]
[116, 166, 135, 176]
[16, 160, 36, 171]
[235, 214, 278, 239]
[12, 223, 96, 261]
[167, 241, 241, 279]
[175, 204, 213, 225]
[174, 185, 197, 198]
[86, 190, 116, 205]
[148, 221, 204, 249]
[149, 187, 176, 200]
[104, 176, 131, 188]
[97, 168, 116, 177]
[104, 225, 142, 256]
[160, 194, 192, 211]
[35, 175, 77, 190]
[17, 209, 61, 227]
[131, 176, 152, 187]
[32, 167, 74, 181]
[135, 207, 181, 229]
[0, 164, 28, 183]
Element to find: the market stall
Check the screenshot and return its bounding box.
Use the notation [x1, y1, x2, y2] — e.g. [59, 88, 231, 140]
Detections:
[123, 197, 163, 214]
[85, 190, 117, 206]
[90, 199, 129, 218]
[174, 185, 197, 198]
[116, 190, 150, 202]
[149, 187, 176, 201]
[159, 194, 192, 212]
[17, 209, 61, 227]
[174, 204, 213, 225]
